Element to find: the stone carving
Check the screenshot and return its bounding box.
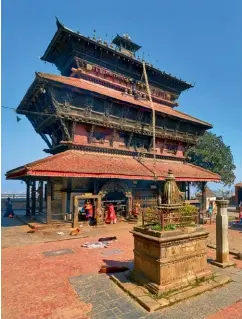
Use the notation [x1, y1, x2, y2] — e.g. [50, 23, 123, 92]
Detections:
[88, 124, 95, 143]
[98, 180, 132, 198]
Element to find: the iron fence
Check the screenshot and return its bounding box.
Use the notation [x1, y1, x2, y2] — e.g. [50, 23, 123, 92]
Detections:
[139, 204, 198, 231]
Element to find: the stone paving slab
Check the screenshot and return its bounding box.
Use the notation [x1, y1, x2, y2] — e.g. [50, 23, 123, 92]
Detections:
[69, 265, 242, 319]
[42, 248, 75, 257]
[100, 249, 124, 256]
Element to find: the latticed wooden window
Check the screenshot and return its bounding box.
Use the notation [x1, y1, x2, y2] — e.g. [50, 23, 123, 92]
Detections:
[166, 143, 178, 154]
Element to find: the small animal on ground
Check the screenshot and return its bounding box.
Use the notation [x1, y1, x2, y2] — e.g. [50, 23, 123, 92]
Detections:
[70, 228, 81, 236]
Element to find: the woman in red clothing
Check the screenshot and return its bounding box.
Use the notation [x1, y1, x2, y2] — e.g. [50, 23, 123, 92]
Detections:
[84, 200, 93, 220]
[105, 204, 117, 224]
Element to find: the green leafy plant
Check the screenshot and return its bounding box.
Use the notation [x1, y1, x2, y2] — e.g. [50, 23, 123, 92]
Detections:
[179, 204, 198, 216]
[164, 224, 177, 231]
[151, 224, 162, 231]
[187, 132, 236, 187]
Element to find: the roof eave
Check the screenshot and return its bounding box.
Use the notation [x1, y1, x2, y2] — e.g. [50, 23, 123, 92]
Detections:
[34, 72, 212, 128]
[16, 74, 43, 112]
[40, 20, 64, 62]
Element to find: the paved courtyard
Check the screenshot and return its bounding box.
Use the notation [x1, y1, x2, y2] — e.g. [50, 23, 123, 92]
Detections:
[1, 214, 242, 319]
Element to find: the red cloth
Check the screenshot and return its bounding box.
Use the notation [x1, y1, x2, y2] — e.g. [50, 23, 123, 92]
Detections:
[105, 204, 117, 224]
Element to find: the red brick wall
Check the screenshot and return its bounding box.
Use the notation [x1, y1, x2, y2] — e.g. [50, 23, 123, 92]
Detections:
[73, 124, 185, 157]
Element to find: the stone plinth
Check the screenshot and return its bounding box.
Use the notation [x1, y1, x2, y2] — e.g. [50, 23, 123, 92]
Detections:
[131, 226, 212, 295]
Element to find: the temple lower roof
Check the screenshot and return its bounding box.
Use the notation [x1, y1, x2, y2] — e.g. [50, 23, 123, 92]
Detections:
[6, 150, 220, 182]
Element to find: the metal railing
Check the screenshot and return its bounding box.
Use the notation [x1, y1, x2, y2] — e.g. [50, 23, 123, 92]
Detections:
[141, 207, 198, 231]
[1, 193, 26, 199]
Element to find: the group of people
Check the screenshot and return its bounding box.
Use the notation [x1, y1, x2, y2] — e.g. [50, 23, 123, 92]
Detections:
[82, 200, 117, 224]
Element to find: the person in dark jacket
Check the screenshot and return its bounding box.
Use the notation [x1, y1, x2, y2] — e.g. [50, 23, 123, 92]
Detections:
[4, 197, 15, 218]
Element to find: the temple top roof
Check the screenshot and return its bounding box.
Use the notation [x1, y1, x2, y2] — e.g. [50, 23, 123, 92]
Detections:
[40, 18, 193, 91]
[112, 34, 141, 55]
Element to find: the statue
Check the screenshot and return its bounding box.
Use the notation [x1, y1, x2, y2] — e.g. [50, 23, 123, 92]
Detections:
[162, 170, 182, 206]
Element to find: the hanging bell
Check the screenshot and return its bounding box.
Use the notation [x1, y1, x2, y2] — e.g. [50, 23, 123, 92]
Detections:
[16, 116, 21, 122]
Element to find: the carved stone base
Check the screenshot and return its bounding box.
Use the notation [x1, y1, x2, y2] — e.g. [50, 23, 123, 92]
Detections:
[131, 226, 212, 296]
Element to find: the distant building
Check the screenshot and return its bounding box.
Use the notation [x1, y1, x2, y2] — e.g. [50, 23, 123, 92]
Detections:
[197, 187, 216, 211]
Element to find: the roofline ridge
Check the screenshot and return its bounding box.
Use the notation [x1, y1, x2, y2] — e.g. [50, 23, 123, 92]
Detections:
[174, 108, 213, 128]
[186, 162, 220, 178]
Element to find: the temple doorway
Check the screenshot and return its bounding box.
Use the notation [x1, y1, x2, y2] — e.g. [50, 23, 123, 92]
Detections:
[102, 191, 127, 217]
[98, 180, 132, 218]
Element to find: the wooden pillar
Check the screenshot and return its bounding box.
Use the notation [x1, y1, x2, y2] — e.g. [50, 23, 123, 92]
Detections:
[38, 181, 44, 214]
[127, 196, 132, 217]
[72, 196, 78, 228]
[46, 180, 52, 224]
[187, 182, 191, 200]
[66, 178, 72, 214]
[31, 181, 36, 217]
[26, 180, 30, 216]
[201, 182, 206, 210]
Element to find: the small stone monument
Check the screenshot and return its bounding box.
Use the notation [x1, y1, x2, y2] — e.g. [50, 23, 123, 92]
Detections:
[111, 171, 230, 312]
[131, 170, 212, 295]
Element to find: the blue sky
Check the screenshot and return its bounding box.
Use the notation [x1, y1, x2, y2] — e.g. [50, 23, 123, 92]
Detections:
[1, 0, 242, 192]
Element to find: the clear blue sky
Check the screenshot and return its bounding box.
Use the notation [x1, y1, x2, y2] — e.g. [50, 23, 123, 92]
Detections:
[1, 0, 242, 193]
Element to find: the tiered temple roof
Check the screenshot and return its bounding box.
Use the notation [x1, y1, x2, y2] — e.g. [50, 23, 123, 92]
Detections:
[6, 20, 220, 183]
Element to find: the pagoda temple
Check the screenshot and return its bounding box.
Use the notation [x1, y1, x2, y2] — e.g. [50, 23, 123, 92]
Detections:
[6, 19, 220, 225]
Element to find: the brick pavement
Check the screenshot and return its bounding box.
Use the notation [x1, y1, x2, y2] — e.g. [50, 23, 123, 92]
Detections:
[2, 216, 242, 319]
[207, 300, 242, 319]
[69, 267, 242, 319]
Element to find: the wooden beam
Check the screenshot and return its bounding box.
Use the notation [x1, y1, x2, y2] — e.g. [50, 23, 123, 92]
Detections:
[36, 116, 56, 133]
[40, 133, 52, 149]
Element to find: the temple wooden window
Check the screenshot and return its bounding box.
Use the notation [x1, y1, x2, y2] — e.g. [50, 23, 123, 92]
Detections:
[93, 131, 105, 143]
[166, 142, 178, 154]
[142, 112, 151, 124]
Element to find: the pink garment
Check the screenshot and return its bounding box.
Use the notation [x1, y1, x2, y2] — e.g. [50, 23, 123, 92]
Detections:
[105, 204, 117, 224]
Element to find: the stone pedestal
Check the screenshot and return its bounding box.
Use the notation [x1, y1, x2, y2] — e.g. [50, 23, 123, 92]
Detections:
[132, 226, 212, 296]
[211, 200, 234, 268]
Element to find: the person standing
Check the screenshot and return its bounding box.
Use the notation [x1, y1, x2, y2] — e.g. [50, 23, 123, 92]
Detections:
[4, 197, 15, 218]
[105, 204, 117, 224]
[239, 202, 242, 223]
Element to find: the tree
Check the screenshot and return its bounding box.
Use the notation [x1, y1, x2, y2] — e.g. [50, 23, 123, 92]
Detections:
[187, 132, 236, 186]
